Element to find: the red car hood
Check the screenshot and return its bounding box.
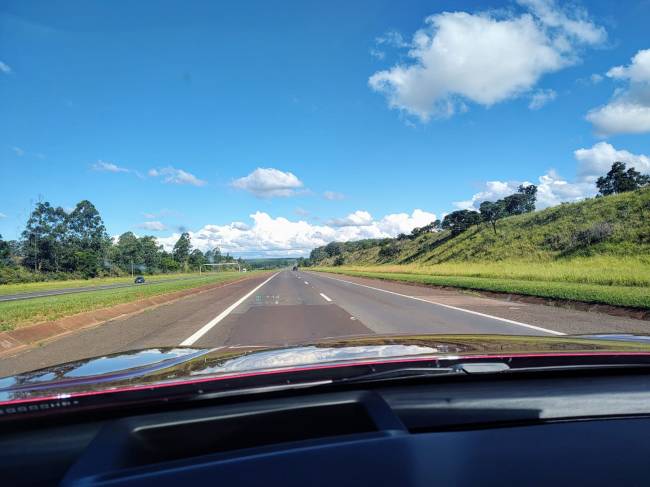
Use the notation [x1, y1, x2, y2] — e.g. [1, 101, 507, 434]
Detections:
[3, 333, 650, 414]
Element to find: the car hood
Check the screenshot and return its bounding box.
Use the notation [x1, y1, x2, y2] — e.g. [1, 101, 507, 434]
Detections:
[4, 333, 650, 405]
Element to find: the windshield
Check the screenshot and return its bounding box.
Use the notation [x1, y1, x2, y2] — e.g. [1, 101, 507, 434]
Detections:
[1, 0, 649, 387]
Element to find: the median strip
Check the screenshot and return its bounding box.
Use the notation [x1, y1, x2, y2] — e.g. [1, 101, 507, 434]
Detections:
[0, 273, 266, 357]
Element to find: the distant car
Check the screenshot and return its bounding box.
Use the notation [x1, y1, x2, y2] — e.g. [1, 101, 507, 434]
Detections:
[134, 276, 145, 284]
[292, 266, 298, 271]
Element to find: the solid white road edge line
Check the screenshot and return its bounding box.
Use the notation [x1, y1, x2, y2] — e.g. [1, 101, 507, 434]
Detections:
[319, 293, 332, 302]
[180, 272, 279, 346]
[310, 272, 565, 336]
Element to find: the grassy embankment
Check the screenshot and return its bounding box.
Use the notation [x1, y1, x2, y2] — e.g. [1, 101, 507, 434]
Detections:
[0, 272, 216, 296]
[313, 188, 650, 309]
[0, 271, 252, 332]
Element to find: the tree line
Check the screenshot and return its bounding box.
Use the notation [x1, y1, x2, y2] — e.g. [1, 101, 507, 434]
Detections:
[0, 200, 241, 282]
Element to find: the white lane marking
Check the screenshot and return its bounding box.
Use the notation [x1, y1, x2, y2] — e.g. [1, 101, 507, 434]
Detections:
[304, 281, 309, 285]
[309, 273, 565, 336]
[180, 273, 279, 346]
[319, 293, 332, 302]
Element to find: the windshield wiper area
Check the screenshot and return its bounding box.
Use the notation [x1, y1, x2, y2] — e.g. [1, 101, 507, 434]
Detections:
[336, 362, 511, 384]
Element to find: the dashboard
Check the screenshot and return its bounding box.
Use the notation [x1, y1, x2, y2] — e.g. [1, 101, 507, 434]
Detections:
[2, 371, 650, 486]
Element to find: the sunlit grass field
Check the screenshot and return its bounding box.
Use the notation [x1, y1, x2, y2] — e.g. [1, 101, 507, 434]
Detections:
[324, 256, 650, 287]
[0, 271, 228, 296]
[0, 272, 251, 332]
[314, 257, 650, 310]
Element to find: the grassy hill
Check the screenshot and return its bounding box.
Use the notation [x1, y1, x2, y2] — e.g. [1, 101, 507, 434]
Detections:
[310, 187, 650, 309]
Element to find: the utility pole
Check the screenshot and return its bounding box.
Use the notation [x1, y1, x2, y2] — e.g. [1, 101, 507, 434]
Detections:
[131, 260, 134, 278]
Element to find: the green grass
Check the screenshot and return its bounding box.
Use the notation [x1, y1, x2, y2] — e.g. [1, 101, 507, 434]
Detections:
[0, 272, 253, 332]
[323, 256, 650, 287]
[310, 189, 650, 310]
[314, 267, 650, 310]
[0, 272, 227, 296]
[316, 187, 650, 267]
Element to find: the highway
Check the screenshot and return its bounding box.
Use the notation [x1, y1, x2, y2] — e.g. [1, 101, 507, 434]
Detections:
[1, 269, 648, 376]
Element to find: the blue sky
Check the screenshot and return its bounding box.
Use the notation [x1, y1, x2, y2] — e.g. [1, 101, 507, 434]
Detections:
[2, 0, 650, 256]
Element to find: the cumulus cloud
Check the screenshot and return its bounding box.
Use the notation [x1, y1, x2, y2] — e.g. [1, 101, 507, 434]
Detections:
[137, 221, 167, 231]
[528, 89, 557, 109]
[327, 210, 374, 227]
[368, 0, 605, 121]
[454, 142, 650, 211]
[0, 212, 7, 219]
[454, 171, 594, 211]
[156, 209, 436, 257]
[323, 191, 345, 200]
[92, 160, 129, 173]
[0, 61, 11, 74]
[149, 166, 206, 186]
[574, 141, 650, 183]
[586, 48, 650, 135]
[231, 168, 304, 198]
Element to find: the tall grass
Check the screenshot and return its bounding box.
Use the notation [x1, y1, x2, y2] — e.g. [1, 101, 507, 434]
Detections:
[332, 255, 650, 287]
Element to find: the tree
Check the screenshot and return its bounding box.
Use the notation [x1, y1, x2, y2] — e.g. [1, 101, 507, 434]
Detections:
[333, 255, 345, 266]
[173, 232, 192, 270]
[115, 232, 142, 272]
[66, 200, 111, 277]
[479, 200, 507, 234]
[441, 210, 481, 236]
[503, 185, 537, 215]
[139, 236, 162, 272]
[188, 249, 206, 269]
[0, 234, 11, 265]
[324, 241, 343, 257]
[596, 161, 650, 196]
[21, 202, 68, 272]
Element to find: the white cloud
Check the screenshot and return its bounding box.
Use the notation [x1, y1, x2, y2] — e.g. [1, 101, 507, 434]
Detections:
[454, 171, 594, 211]
[156, 209, 436, 257]
[12, 146, 24, 157]
[454, 142, 650, 211]
[528, 89, 557, 109]
[328, 210, 374, 227]
[590, 73, 603, 84]
[574, 141, 650, 183]
[294, 207, 310, 217]
[149, 166, 206, 187]
[92, 160, 129, 173]
[586, 48, 650, 135]
[323, 190, 345, 200]
[0, 61, 11, 74]
[369, 0, 604, 121]
[137, 221, 167, 231]
[231, 168, 304, 197]
[0, 212, 7, 219]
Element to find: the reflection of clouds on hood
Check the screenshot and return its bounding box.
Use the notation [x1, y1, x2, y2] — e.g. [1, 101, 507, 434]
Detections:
[196, 345, 438, 375]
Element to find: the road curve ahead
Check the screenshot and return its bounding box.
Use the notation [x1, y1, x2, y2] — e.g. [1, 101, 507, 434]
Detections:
[2, 268, 648, 377]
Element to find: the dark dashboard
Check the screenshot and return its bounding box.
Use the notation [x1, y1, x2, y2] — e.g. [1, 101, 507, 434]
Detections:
[2, 370, 650, 486]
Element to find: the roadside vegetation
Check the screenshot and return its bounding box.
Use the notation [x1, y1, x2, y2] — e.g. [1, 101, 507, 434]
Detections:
[0, 272, 222, 296]
[0, 200, 244, 284]
[0, 271, 249, 332]
[305, 162, 650, 310]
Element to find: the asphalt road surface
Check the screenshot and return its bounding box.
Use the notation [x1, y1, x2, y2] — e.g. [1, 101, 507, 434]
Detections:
[0, 276, 201, 302]
[1, 269, 648, 376]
